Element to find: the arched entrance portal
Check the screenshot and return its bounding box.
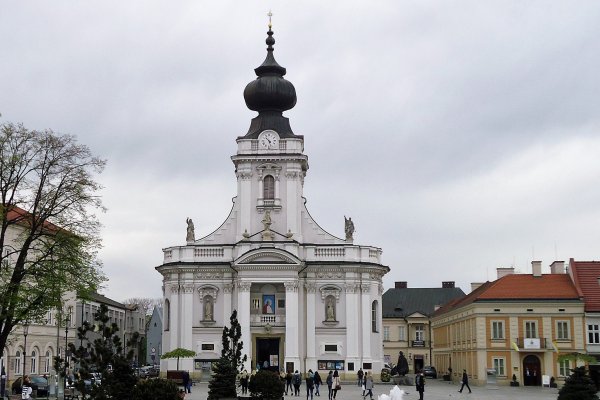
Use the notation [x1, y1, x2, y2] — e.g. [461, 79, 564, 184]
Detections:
[523, 355, 541, 386]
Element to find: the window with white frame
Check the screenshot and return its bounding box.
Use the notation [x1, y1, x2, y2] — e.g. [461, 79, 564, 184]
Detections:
[588, 324, 600, 344]
[30, 350, 37, 374]
[14, 351, 21, 375]
[415, 324, 424, 341]
[559, 359, 570, 377]
[525, 321, 537, 338]
[45, 350, 51, 373]
[492, 357, 505, 376]
[371, 301, 378, 332]
[383, 326, 390, 341]
[491, 321, 504, 339]
[399, 326, 406, 341]
[556, 321, 570, 340]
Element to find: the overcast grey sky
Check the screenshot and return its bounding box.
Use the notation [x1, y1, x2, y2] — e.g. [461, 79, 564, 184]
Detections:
[2, 1, 599, 302]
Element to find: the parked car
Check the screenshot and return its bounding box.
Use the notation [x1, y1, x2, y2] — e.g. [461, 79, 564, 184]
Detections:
[11, 375, 49, 396]
[422, 366, 437, 379]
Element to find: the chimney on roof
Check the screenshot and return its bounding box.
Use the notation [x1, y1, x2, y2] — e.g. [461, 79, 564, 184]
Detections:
[532, 260, 542, 277]
[442, 281, 455, 288]
[550, 261, 565, 274]
[471, 282, 483, 292]
[497, 267, 515, 279]
[395, 281, 407, 289]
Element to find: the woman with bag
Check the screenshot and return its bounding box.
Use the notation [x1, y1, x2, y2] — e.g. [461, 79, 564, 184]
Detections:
[332, 370, 341, 399]
[363, 372, 374, 400]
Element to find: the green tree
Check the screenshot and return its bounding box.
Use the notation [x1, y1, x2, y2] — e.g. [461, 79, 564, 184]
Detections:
[207, 310, 248, 400]
[248, 370, 284, 400]
[0, 122, 105, 353]
[161, 348, 196, 370]
[55, 304, 139, 400]
[558, 365, 599, 400]
[133, 378, 179, 400]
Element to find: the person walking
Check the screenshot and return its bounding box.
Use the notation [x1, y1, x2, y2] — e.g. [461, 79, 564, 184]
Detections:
[357, 368, 364, 387]
[326, 371, 333, 400]
[240, 369, 249, 395]
[286, 370, 293, 395]
[331, 370, 341, 399]
[314, 371, 322, 396]
[182, 370, 191, 394]
[363, 372, 374, 400]
[293, 370, 302, 396]
[459, 369, 472, 393]
[415, 370, 425, 400]
[306, 370, 315, 400]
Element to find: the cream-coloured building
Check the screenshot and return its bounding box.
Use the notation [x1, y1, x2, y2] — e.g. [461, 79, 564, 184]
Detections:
[156, 27, 389, 379]
[431, 262, 586, 386]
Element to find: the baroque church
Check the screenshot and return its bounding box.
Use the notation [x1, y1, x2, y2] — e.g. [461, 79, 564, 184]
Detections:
[156, 25, 389, 379]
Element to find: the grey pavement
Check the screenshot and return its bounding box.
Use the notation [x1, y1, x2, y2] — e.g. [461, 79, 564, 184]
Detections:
[183, 380, 562, 400]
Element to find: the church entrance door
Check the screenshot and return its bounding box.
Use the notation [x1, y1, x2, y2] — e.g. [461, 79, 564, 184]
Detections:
[523, 355, 541, 386]
[256, 338, 280, 372]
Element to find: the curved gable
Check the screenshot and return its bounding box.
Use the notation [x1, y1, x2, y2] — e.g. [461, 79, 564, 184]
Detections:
[234, 248, 302, 266]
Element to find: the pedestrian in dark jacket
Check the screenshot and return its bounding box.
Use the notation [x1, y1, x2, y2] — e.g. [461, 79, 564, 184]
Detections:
[293, 370, 302, 396]
[459, 369, 472, 393]
[415, 370, 425, 400]
[182, 370, 191, 393]
[326, 371, 333, 400]
[286, 371, 293, 395]
[363, 372, 374, 400]
[314, 371, 322, 396]
[306, 370, 315, 400]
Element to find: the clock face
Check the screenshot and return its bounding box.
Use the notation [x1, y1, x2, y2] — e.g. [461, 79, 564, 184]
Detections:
[259, 130, 279, 149]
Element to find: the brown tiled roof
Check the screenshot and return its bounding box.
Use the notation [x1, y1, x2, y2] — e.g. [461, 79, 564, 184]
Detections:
[569, 258, 600, 312]
[434, 274, 580, 316]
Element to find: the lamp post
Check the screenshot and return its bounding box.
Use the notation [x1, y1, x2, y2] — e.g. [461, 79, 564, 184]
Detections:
[63, 309, 71, 396]
[23, 321, 30, 379]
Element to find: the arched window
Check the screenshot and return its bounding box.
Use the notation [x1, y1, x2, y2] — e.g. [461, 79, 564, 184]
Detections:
[45, 350, 52, 373]
[263, 175, 275, 199]
[31, 350, 37, 374]
[371, 300, 379, 332]
[164, 299, 170, 331]
[14, 350, 21, 375]
[203, 295, 214, 321]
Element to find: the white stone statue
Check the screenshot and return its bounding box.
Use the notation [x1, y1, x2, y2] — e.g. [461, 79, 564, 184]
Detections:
[204, 297, 213, 320]
[186, 217, 195, 242]
[344, 216, 355, 241]
[326, 297, 335, 321]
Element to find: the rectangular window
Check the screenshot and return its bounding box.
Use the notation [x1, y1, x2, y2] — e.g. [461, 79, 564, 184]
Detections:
[556, 321, 569, 340]
[277, 299, 285, 308]
[348, 362, 354, 371]
[201, 343, 215, 351]
[588, 324, 600, 344]
[559, 359, 570, 376]
[491, 321, 504, 339]
[383, 326, 390, 341]
[525, 321, 537, 338]
[363, 363, 372, 370]
[399, 326, 406, 341]
[492, 358, 505, 376]
[324, 345, 337, 352]
[415, 324, 424, 341]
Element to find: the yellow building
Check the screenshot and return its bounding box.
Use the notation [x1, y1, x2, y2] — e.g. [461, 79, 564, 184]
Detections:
[431, 263, 586, 386]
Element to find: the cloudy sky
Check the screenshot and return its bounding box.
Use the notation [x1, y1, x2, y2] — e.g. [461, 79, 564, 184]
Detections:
[1, 1, 599, 302]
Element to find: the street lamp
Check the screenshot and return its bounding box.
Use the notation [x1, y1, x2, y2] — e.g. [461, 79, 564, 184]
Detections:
[63, 309, 71, 396]
[23, 321, 30, 379]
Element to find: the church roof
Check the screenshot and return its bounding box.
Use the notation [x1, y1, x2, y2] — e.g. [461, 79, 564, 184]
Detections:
[382, 286, 466, 318]
[242, 26, 299, 139]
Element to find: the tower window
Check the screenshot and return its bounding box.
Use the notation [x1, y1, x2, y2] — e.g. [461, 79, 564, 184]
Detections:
[263, 175, 275, 199]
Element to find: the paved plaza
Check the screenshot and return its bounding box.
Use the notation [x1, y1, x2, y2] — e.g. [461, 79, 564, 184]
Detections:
[183, 379, 564, 400]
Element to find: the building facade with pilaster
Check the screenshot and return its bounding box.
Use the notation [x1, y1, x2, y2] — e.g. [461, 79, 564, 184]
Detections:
[156, 27, 389, 379]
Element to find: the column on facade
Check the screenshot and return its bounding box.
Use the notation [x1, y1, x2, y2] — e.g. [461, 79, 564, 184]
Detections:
[274, 171, 280, 200]
[285, 171, 299, 240]
[168, 284, 180, 361]
[284, 280, 301, 372]
[345, 283, 360, 367]
[236, 169, 253, 241]
[237, 281, 252, 371]
[223, 283, 234, 323]
[181, 284, 194, 354]
[361, 283, 372, 365]
[305, 283, 317, 371]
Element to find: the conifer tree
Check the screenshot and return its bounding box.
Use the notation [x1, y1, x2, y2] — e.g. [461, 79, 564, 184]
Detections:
[208, 310, 248, 400]
[55, 303, 139, 400]
[558, 366, 599, 400]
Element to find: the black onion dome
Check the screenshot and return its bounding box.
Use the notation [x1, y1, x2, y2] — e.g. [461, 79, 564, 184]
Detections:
[243, 28, 298, 138]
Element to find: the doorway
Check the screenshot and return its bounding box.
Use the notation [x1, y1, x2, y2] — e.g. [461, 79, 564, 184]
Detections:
[256, 338, 280, 372]
[523, 355, 541, 386]
[414, 355, 424, 373]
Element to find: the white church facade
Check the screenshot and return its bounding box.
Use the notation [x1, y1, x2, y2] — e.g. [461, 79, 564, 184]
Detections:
[156, 26, 389, 379]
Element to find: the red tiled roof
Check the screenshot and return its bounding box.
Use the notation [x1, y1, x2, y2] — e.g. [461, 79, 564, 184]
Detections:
[434, 274, 580, 316]
[569, 258, 600, 312]
[3, 205, 62, 233]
